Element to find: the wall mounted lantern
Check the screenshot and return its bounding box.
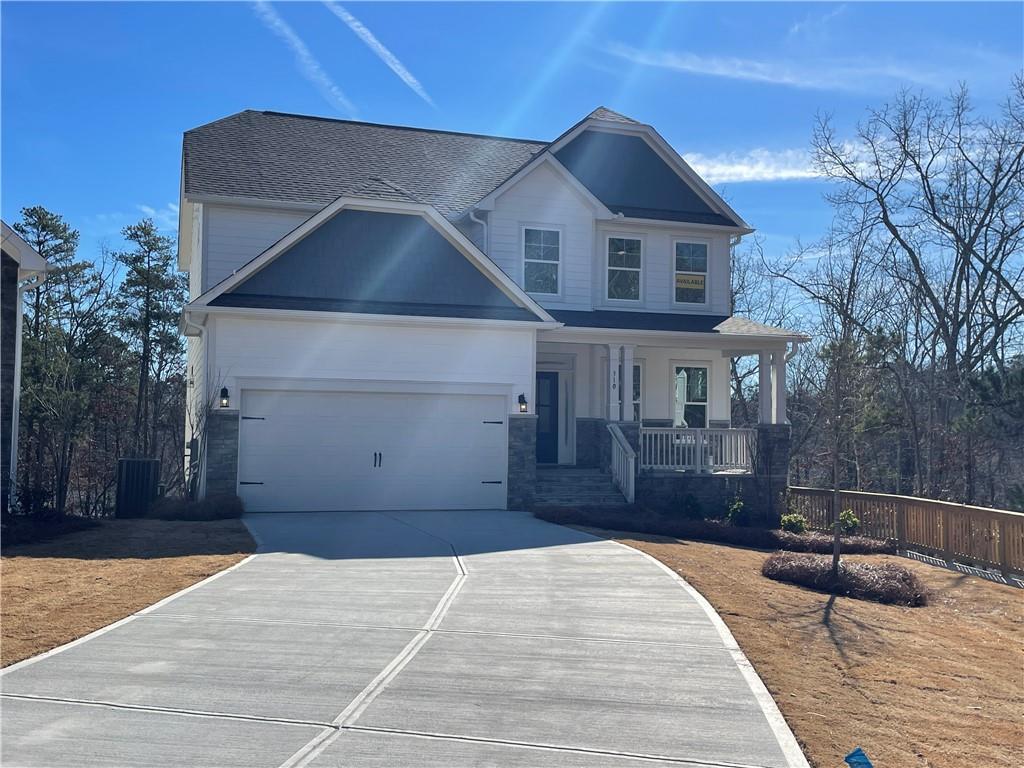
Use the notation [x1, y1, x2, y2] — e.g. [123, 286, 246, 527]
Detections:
[219, 387, 230, 408]
[518, 393, 528, 413]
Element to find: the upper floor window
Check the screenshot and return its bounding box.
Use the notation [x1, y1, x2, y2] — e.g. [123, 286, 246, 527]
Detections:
[607, 237, 642, 301]
[674, 241, 708, 304]
[524, 228, 560, 295]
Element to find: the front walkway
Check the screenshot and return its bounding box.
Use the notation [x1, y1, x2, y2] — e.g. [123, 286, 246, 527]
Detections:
[1, 510, 807, 767]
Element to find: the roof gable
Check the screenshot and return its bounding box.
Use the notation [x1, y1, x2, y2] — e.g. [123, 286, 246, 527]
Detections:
[213, 208, 535, 320]
[554, 130, 740, 227]
[191, 197, 554, 324]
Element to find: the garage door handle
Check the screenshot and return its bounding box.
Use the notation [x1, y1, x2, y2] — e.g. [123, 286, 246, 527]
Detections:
[482, 420, 504, 424]
[481, 480, 503, 485]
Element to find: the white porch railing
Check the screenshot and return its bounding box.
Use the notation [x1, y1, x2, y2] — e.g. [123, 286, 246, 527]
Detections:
[640, 428, 756, 473]
[607, 423, 636, 503]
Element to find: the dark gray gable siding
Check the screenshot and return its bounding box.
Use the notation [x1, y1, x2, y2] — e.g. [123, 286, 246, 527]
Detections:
[554, 131, 739, 227]
[211, 209, 537, 322]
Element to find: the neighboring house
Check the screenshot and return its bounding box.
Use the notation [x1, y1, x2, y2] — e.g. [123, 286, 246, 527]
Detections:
[178, 107, 806, 515]
[1, 221, 49, 516]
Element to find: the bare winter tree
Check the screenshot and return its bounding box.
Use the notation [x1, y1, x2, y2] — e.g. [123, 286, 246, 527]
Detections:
[811, 79, 1024, 503]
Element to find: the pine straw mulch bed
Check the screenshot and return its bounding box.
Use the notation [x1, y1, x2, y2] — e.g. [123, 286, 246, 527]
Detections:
[1, 518, 255, 666]
[762, 551, 930, 606]
[575, 525, 1023, 768]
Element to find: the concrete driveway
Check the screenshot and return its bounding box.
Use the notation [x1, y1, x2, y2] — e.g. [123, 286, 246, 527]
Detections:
[1, 510, 807, 768]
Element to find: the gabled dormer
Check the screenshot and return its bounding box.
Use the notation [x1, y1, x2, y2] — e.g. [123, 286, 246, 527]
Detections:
[470, 107, 750, 316]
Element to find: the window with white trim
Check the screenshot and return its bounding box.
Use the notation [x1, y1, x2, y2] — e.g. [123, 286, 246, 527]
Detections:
[607, 237, 642, 301]
[523, 228, 560, 295]
[674, 241, 708, 304]
[673, 365, 708, 428]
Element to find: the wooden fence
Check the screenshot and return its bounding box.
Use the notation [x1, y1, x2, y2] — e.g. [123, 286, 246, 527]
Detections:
[788, 486, 1024, 576]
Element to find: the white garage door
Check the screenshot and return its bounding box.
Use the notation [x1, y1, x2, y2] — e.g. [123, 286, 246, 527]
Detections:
[236, 390, 509, 512]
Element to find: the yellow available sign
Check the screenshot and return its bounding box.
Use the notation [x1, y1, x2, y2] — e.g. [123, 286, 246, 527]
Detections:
[675, 274, 705, 291]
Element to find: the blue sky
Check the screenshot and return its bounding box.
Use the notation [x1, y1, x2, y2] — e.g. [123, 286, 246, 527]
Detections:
[2, 2, 1021, 260]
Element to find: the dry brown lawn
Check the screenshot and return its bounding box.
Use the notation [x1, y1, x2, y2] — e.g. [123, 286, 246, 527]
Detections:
[597, 528, 1023, 768]
[1, 518, 254, 667]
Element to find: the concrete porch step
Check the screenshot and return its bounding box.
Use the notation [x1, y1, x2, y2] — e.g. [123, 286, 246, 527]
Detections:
[534, 466, 626, 506]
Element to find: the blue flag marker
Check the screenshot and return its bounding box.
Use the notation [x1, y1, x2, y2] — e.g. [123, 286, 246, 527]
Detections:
[845, 747, 874, 767]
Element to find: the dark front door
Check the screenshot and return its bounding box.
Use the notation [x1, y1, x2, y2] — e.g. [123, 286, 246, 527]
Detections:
[535, 372, 559, 464]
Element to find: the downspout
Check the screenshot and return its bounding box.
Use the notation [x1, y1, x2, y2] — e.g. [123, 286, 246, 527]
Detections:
[469, 209, 488, 253]
[9, 272, 46, 512]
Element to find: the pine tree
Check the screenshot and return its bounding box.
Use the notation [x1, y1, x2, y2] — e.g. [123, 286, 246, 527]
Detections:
[113, 219, 186, 456]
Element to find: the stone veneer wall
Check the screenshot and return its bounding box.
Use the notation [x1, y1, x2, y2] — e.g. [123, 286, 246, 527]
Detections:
[634, 424, 792, 526]
[574, 417, 606, 468]
[638, 474, 758, 519]
[205, 409, 240, 497]
[1, 253, 17, 515]
[507, 414, 537, 510]
[754, 423, 792, 525]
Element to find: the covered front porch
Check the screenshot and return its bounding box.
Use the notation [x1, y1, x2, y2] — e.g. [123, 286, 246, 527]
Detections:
[533, 331, 793, 476]
[518, 320, 804, 518]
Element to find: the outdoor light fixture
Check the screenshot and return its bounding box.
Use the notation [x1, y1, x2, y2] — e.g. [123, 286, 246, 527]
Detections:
[219, 387, 230, 408]
[518, 393, 528, 413]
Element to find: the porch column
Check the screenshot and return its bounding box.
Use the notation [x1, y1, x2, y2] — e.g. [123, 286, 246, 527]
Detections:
[607, 344, 622, 421]
[772, 352, 787, 425]
[758, 351, 773, 424]
[621, 344, 635, 421]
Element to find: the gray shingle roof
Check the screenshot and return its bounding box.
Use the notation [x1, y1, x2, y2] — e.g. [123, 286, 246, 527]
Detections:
[587, 106, 639, 124]
[183, 110, 547, 219]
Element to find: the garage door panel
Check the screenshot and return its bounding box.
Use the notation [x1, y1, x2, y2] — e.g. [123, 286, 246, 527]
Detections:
[237, 390, 508, 512]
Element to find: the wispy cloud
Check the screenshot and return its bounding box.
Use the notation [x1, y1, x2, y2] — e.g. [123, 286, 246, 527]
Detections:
[322, 2, 434, 107]
[252, 1, 356, 116]
[787, 4, 847, 42]
[605, 42, 941, 92]
[137, 203, 180, 232]
[684, 149, 819, 184]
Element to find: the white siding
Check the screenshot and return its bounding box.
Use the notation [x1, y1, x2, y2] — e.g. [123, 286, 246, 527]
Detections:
[209, 316, 537, 415]
[202, 205, 311, 292]
[488, 163, 597, 310]
[595, 225, 732, 315]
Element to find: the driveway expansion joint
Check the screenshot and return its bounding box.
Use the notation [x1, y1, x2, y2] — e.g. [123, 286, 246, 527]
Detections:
[0, 693, 331, 730]
[142, 613, 730, 650]
[278, 517, 469, 768]
[342, 725, 784, 768]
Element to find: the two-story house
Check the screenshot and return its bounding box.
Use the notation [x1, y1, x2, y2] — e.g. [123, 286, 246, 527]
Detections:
[179, 107, 806, 516]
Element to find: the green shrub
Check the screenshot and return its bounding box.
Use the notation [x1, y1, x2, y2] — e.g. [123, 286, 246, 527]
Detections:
[839, 509, 860, 534]
[531, 506, 896, 555]
[148, 494, 245, 521]
[779, 513, 808, 534]
[725, 496, 752, 527]
[762, 552, 928, 606]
